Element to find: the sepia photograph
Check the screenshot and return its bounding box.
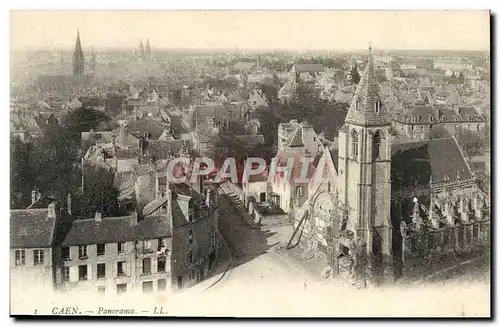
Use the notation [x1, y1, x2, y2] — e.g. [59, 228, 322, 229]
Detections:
[8, 9, 491, 318]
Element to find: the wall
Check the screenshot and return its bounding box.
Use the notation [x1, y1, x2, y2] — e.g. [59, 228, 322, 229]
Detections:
[11, 247, 54, 293]
[171, 207, 218, 290]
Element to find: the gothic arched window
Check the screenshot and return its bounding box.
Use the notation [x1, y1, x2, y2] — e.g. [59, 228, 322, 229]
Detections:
[351, 129, 359, 159]
[373, 130, 382, 160]
[374, 99, 381, 114]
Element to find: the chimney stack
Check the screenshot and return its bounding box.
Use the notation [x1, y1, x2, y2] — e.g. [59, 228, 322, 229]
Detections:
[67, 193, 72, 215]
[48, 202, 56, 218]
[95, 211, 102, 222]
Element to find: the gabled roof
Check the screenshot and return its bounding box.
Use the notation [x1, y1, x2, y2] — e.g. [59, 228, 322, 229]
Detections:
[391, 137, 472, 189]
[10, 209, 56, 248]
[127, 117, 167, 140]
[61, 215, 171, 246]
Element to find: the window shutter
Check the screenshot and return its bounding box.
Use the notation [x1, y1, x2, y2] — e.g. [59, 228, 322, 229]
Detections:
[87, 264, 93, 280]
[127, 261, 132, 277]
[152, 257, 158, 273]
[69, 266, 78, 282]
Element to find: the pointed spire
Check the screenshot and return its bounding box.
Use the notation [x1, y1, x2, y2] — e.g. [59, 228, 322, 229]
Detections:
[344, 44, 391, 127]
[72, 29, 84, 76]
[368, 41, 372, 61]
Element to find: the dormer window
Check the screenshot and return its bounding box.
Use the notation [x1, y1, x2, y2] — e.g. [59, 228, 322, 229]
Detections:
[429, 115, 434, 122]
[453, 116, 458, 122]
[411, 116, 416, 123]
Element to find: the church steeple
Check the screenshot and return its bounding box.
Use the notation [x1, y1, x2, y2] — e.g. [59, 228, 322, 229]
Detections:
[345, 43, 391, 127]
[145, 39, 151, 56]
[72, 29, 85, 76]
[139, 40, 144, 56]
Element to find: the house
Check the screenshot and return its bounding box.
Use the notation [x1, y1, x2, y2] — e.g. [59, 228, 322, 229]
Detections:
[291, 64, 325, 83]
[10, 200, 73, 293]
[55, 181, 219, 295]
[248, 89, 268, 109]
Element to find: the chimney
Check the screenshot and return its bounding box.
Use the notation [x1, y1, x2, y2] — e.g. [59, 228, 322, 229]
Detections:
[48, 202, 56, 218]
[67, 193, 72, 215]
[95, 211, 102, 222]
[205, 188, 211, 207]
[130, 211, 139, 225]
[31, 188, 37, 205]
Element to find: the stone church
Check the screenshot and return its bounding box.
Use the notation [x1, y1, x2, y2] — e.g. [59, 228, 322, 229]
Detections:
[289, 47, 490, 286]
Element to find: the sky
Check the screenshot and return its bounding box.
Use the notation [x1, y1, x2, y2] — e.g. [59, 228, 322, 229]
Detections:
[10, 10, 490, 52]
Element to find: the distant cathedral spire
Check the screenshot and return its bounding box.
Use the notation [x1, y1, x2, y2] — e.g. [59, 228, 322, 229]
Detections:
[72, 29, 85, 76]
[90, 47, 96, 72]
[139, 40, 144, 56]
[145, 39, 151, 56]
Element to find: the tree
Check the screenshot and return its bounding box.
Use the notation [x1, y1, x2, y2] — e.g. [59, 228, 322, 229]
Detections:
[10, 137, 35, 209]
[429, 125, 450, 140]
[455, 128, 484, 160]
[351, 66, 361, 85]
[78, 165, 122, 218]
[458, 72, 465, 85]
[61, 107, 112, 141]
[30, 125, 81, 204]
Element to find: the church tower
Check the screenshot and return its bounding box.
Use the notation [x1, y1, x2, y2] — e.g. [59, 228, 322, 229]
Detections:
[145, 39, 151, 57]
[139, 40, 145, 57]
[337, 44, 393, 270]
[72, 29, 85, 76]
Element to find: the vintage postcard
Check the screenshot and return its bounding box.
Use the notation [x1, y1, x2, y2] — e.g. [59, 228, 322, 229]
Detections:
[9, 10, 491, 317]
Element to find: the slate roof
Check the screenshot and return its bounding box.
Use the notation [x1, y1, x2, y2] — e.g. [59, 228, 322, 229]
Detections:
[10, 209, 56, 248]
[143, 139, 191, 160]
[127, 117, 167, 140]
[345, 57, 392, 126]
[391, 137, 472, 189]
[61, 215, 171, 246]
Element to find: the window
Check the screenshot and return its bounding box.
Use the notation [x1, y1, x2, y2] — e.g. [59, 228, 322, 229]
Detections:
[190, 269, 196, 280]
[295, 186, 303, 197]
[188, 229, 193, 245]
[158, 278, 167, 292]
[117, 261, 126, 277]
[116, 283, 127, 295]
[374, 99, 381, 113]
[411, 125, 415, 133]
[477, 124, 481, 131]
[142, 281, 154, 293]
[355, 100, 359, 111]
[373, 130, 382, 160]
[61, 247, 70, 260]
[142, 258, 152, 275]
[62, 267, 70, 281]
[78, 245, 88, 259]
[473, 224, 479, 241]
[143, 240, 152, 253]
[97, 243, 105, 256]
[186, 251, 193, 265]
[15, 250, 25, 266]
[351, 130, 358, 159]
[117, 242, 125, 254]
[78, 265, 88, 281]
[455, 124, 459, 130]
[411, 116, 416, 123]
[328, 181, 331, 193]
[97, 286, 106, 295]
[34, 250, 44, 265]
[157, 238, 165, 251]
[453, 116, 458, 122]
[97, 263, 106, 279]
[157, 256, 167, 273]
